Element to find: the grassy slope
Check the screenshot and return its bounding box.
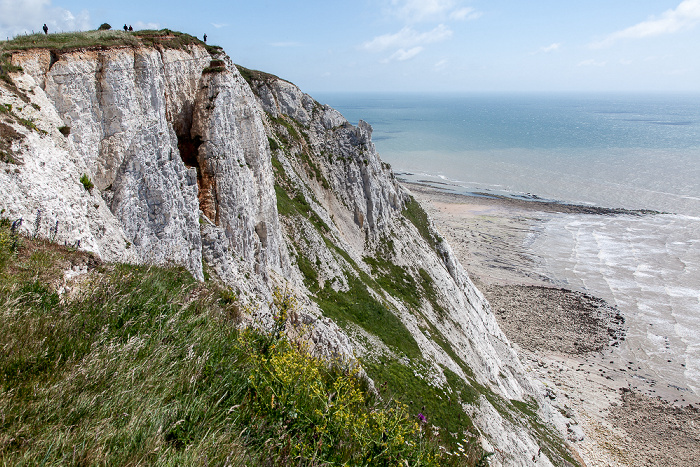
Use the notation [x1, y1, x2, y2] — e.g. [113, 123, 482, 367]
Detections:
[265, 110, 497, 462]
[263, 95, 580, 466]
[0, 31, 576, 463]
[0, 220, 474, 466]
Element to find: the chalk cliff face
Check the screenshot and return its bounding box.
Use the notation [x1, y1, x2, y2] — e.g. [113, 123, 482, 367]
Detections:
[1, 39, 575, 466]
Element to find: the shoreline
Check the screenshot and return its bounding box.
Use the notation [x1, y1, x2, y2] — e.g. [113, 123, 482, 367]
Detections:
[406, 181, 700, 467]
[400, 177, 668, 216]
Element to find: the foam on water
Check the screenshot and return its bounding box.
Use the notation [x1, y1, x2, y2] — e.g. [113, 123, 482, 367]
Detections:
[531, 213, 700, 396]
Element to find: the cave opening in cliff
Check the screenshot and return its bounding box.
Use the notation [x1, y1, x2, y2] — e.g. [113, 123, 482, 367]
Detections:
[177, 132, 202, 170]
[176, 131, 219, 224]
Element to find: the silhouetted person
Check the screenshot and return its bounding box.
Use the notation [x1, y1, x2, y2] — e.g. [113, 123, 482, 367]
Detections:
[203, 34, 207, 43]
[123, 24, 128, 31]
[42, 24, 48, 35]
[128, 25, 133, 31]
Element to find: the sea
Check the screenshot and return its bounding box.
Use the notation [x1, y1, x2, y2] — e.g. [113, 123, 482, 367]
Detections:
[316, 92, 700, 401]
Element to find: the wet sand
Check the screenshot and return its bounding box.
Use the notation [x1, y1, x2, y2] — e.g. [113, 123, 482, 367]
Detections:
[407, 182, 700, 467]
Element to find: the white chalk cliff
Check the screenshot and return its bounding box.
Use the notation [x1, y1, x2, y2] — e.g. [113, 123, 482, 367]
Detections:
[0, 36, 577, 466]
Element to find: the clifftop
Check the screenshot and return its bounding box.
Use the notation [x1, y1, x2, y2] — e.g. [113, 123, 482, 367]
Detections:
[0, 28, 214, 53]
[0, 30, 579, 466]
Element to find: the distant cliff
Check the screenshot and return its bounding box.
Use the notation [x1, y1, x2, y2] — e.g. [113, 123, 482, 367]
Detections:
[0, 29, 578, 466]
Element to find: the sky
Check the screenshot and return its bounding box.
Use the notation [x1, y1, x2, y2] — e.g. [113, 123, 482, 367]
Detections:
[1, 0, 700, 93]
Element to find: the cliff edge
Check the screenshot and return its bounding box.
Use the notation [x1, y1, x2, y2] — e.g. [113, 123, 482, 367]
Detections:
[0, 29, 579, 466]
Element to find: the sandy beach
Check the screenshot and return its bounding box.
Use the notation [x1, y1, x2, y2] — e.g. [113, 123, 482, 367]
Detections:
[406, 182, 700, 467]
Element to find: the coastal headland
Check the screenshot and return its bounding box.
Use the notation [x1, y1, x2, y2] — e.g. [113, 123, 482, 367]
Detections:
[406, 180, 700, 467]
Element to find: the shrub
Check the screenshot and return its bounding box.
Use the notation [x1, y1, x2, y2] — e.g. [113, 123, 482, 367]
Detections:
[98, 23, 112, 31]
[79, 173, 94, 191]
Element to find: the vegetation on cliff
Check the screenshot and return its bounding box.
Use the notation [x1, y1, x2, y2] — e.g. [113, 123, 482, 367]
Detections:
[0, 220, 485, 465]
[0, 29, 580, 464]
[0, 28, 210, 53]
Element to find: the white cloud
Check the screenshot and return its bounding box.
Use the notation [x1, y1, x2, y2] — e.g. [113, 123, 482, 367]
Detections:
[388, 0, 481, 23]
[390, 0, 454, 22]
[591, 0, 700, 48]
[211, 23, 228, 29]
[450, 7, 482, 21]
[365, 2, 479, 64]
[133, 21, 160, 31]
[541, 43, 561, 53]
[363, 24, 452, 52]
[531, 43, 561, 55]
[577, 59, 607, 67]
[0, 0, 90, 38]
[382, 46, 424, 62]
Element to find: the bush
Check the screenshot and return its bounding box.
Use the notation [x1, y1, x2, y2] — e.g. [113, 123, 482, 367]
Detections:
[98, 23, 112, 30]
[79, 173, 94, 191]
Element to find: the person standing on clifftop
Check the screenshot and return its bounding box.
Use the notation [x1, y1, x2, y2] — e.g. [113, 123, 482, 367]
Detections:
[123, 24, 128, 31]
[42, 24, 48, 34]
[203, 34, 207, 43]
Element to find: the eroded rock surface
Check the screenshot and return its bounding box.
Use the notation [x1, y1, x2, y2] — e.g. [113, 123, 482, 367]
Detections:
[0, 42, 578, 466]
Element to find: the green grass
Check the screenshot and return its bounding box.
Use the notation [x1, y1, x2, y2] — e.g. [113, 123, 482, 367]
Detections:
[266, 111, 331, 189]
[0, 218, 21, 269]
[0, 101, 45, 138]
[362, 359, 486, 462]
[272, 151, 330, 235]
[0, 52, 23, 85]
[403, 195, 442, 252]
[0, 29, 206, 53]
[292, 244, 319, 292]
[508, 398, 580, 466]
[274, 184, 330, 235]
[235, 64, 291, 87]
[79, 173, 94, 191]
[202, 59, 226, 74]
[315, 273, 420, 359]
[419, 267, 448, 319]
[363, 256, 421, 309]
[0, 223, 469, 466]
[0, 121, 22, 164]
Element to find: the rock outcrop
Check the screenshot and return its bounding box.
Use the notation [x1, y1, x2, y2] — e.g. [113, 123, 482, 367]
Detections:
[0, 34, 577, 466]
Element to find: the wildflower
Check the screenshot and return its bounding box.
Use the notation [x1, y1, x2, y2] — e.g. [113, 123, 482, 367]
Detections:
[417, 413, 426, 423]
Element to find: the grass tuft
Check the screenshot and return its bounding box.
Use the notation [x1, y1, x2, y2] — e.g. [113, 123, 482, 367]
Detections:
[79, 173, 94, 191]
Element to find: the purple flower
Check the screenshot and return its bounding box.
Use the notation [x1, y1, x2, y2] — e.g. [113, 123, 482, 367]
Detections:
[417, 412, 426, 422]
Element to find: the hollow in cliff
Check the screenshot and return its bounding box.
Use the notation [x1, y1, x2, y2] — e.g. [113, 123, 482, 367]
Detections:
[176, 128, 218, 224]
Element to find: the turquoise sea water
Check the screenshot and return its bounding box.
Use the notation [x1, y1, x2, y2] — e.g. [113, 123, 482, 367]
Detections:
[317, 93, 700, 216]
[318, 93, 700, 400]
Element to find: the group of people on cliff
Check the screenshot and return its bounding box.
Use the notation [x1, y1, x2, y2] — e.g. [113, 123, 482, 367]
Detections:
[39, 23, 208, 44]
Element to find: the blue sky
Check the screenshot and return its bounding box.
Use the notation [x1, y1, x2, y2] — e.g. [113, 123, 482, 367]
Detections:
[2, 0, 699, 93]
